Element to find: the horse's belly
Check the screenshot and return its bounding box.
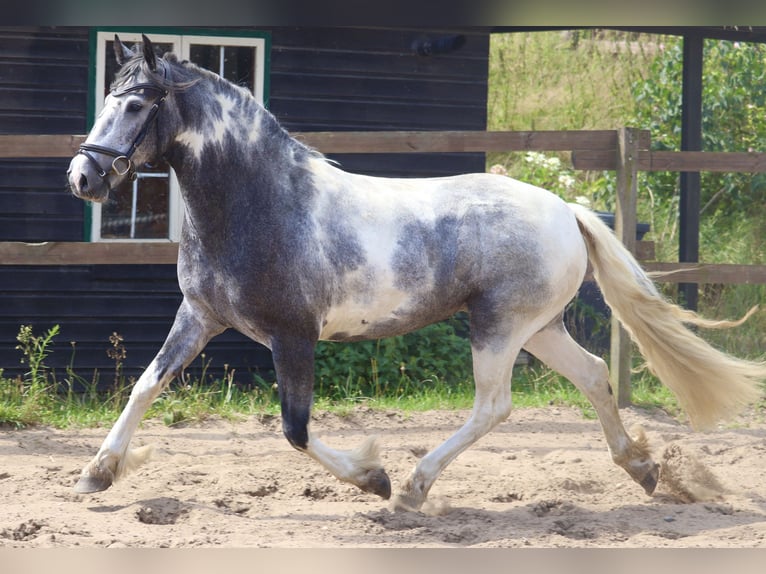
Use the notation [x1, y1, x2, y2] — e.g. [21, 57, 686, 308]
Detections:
[319, 288, 411, 341]
[319, 281, 462, 342]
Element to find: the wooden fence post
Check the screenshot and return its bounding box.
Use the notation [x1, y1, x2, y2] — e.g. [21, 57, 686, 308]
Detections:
[611, 127, 639, 408]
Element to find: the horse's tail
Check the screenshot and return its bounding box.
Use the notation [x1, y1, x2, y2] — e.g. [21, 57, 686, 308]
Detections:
[568, 202, 766, 430]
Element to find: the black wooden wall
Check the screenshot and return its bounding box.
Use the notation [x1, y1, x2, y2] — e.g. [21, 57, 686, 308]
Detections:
[0, 26, 489, 386]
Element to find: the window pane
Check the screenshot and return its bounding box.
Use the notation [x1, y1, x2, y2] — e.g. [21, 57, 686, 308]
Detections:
[188, 44, 218, 76]
[189, 43, 255, 93]
[101, 163, 170, 239]
[223, 46, 255, 92]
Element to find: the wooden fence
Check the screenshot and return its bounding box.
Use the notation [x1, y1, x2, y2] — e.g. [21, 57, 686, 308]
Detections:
[2, 129, 766, 406]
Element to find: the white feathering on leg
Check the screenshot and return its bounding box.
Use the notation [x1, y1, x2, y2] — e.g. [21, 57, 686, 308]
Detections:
[347, 435, 381, 471]
[114, 444, 155, 483]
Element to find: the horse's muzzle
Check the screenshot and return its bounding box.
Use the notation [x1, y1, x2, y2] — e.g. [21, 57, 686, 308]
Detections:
[67, 154, 110, 202]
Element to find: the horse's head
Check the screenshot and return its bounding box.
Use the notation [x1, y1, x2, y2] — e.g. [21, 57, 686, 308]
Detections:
[67, 34, 170, 202]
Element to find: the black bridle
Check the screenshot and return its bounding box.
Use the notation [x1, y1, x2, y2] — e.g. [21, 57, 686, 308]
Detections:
[76, 82, 169, 189]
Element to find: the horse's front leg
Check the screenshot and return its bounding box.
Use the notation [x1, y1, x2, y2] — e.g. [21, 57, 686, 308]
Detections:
[272, 334, 391, 499]
[74, 300, 224, 493]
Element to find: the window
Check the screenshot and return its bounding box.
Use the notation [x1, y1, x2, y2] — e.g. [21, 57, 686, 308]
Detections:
[87, 29, 269, 242]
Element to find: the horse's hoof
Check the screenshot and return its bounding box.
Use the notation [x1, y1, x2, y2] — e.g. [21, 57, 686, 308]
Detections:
[389, 492, 423, 513]
[360, 468, 391, 500]
[640, 463, 661, 495]
[73, 473, 113, 494]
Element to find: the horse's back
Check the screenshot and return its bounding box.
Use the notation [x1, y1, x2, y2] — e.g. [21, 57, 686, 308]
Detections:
[338, 167, 587, 285]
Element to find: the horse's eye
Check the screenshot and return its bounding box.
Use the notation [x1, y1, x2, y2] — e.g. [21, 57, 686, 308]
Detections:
[127, 101, 143, 112]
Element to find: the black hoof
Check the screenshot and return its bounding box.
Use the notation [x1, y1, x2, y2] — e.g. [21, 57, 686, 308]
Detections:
[360, 467, 391, 500]
[640, 463, 660, 495]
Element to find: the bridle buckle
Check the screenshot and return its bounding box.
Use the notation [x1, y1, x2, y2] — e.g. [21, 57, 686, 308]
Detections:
[111, 156, 133, 177]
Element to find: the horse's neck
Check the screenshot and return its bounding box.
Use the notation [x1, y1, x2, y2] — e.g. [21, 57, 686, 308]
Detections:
[168, 87, 308, 243]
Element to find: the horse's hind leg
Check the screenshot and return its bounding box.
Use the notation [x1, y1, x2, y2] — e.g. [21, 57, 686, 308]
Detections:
[74, 299, 224, 493]
[392, 335, 521, 511]
[523, 319, 660, 495]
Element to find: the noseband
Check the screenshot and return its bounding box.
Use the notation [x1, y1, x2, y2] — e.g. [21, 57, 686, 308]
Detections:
[76, 82, 169, 188]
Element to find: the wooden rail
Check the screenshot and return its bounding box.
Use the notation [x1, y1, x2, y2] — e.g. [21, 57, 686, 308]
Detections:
[0, 242, 661, 268]
[1, 131, 647, 158]
[5, 131, 766, 173]
[574, 149, 766, 172]
[0, 241, 179, 265]
[645, 262, 766, 284]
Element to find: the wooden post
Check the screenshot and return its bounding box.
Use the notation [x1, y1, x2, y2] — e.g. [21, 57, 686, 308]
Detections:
[611, 127, 639, 408]
[679, 33, 704, 311]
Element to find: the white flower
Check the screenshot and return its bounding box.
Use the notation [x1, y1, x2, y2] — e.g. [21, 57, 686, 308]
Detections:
[546, 156, 562, 169]
[558, 174, 576, 189]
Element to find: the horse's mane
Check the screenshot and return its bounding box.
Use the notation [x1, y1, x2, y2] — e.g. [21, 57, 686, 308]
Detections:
[111, 52, 200, 93]
[112, 50, 326, 161]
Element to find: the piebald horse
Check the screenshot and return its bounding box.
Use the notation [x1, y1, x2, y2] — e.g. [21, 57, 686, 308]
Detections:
[67, 35, 765, 510]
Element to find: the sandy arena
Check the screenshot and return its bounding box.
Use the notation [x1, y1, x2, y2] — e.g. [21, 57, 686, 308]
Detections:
[2, 404, 766, 548]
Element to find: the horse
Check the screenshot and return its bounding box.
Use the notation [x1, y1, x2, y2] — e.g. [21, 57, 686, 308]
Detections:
[66, 35, 766, 510]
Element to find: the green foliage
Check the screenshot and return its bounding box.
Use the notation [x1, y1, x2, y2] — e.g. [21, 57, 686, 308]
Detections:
[0, 320, 691, 429]
[16, 324, 59, 391]
[488, 30, 657, 133]
[0, 324, 61, 426]
[632, 37, 766, 224]
[487, 30, 660, 212]
[313, 315, 473, 402]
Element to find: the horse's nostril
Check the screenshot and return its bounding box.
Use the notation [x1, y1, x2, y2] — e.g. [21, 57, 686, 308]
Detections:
[78, 174, 89, 192]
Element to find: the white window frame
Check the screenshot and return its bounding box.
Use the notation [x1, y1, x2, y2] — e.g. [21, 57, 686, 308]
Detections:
[88, 30, 267, 242]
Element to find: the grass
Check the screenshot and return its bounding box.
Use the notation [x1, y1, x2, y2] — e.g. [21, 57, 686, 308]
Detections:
[0, 321, 684, 430]
[0, 365, 681, 431]
[488, 30, 661, 133]
[2, 29, 763, 430]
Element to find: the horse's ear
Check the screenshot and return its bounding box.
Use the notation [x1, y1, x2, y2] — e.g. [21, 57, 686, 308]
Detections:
[141, 34, 158, 73]
[113, 34, 135, 66]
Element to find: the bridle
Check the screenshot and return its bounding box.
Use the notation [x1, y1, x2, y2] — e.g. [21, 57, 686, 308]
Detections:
[75, 81, 169, 189]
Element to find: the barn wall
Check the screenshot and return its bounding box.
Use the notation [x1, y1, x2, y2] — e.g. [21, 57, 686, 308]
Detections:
[0, 26, 489, 385]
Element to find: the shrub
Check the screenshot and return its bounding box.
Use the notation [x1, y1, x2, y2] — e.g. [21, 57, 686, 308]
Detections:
[313, 315, 473, 401]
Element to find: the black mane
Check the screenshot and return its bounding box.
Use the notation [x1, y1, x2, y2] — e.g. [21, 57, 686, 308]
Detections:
[111, 51, 199, 94]
[112, 48, 324, 164]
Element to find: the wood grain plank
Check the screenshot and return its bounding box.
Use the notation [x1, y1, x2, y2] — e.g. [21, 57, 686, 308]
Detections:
[644, 262, 766, 284]
[647, 151, 766, 173]
[0, 242, 178, 265]
[0, 134, 86, 158]
[0, 130, 652, 158]
[574, 150, 766, 172]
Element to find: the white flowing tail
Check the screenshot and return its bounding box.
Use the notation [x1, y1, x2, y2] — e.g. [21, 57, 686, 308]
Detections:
[569, 203, 766, 430]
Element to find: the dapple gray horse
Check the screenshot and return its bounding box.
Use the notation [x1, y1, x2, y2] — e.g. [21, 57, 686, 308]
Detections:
[67, 35, 765, 510]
